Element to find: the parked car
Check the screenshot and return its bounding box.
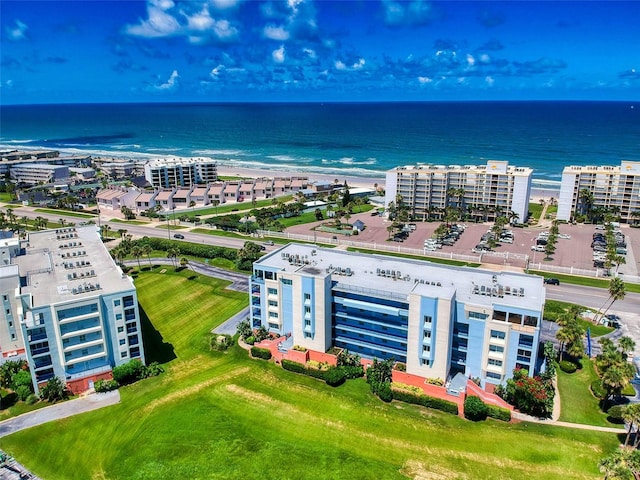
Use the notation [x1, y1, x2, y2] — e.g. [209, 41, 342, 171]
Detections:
[531, 245, 546, 252]
[543, 278, 560, 285]
[173, 233, 185, 239]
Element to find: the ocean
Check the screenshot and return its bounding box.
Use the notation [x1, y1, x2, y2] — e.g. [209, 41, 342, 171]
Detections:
[1, 102, 638, 188]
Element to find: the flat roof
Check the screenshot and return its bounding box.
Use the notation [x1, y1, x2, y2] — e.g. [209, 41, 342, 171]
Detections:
[255, 244, 545, 311]
[14, 226, 135, 307]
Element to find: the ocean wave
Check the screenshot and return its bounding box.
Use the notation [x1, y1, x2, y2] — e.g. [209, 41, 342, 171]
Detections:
[322, 157, 378, 166]
[192, 148, 248, 156]
[266, 154, 314, 163]
[220, 158, 386, 180]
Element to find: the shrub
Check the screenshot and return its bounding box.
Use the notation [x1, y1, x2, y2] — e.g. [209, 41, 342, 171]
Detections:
[15, 385, 32, 401]
[25, 394, 38, 405]
[282, 359, 307, 374]
[292, 345, 308, 352]
[325, 367, 346, 387]
[95, 379, 119, 393]
[607, 405, 626, 424]
[486, 404, 512, 422]
[559, 360, 577, 373]
[11, 370, 33, 393]
[236, 319, 252, 340]
[394, 363, 406, 372]
[211, 334, 233, 351]
[146, 362, 164, 377]
[591, 380, 607, 399]
[377, 382, 393, 402]
[39, 377, 69, 403]
[464, 396, 488, 421]
[112, 360, 147, 385]
[391, 387, 459, 415]
[306, 367, 329, 381]
[245, 336, 255, 345]
[342, 365, 364, 379]
[426, 377, 445, 386]
[251, 347, 272, 360]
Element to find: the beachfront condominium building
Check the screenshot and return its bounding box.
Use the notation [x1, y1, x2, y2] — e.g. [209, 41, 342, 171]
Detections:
[250, 244, 544, 388]
[0, 226, 145, 394]
[385, 161, 532, 224]
[144, 158, 218, 188]
[557, 161, 640, 223]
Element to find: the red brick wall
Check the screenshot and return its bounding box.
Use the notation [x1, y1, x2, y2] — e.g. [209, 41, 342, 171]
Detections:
[466, 380, 513, 411]
[64, 371, 113, 395]
[308, 351, 337, 366]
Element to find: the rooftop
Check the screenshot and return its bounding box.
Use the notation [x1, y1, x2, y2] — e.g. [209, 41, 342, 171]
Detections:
[14, 226, 135, 306]
[256, 244, 544, 310]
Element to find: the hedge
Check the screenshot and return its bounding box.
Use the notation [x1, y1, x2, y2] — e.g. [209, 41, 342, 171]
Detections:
[486, 404, 512, 422]
[325, 367, 347, 387]
[95, 379, 119, 393]
[282, 359, 307, 374]
[250, 347, 272, 360]
[307, 367, 330, 381]
[590, 379, 607, 399]
[391, 388, 459, 415]
[559, 360, 577, 374]
[464, 396, 488, 421]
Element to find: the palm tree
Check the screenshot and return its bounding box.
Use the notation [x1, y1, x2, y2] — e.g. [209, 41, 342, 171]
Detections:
[599, 448, 640, 479]
[167, 247, 180, 268]
[556, 327, 572, 362]
[623, 404, 640, 447]
[595, 278, 626, 325]
[619, 336, 636, 357]
[142, 243, 153, 267]
[131, 245, 144, 270]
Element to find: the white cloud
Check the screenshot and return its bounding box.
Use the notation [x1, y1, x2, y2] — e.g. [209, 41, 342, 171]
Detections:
[485, 76, 495, 86]
[210, 0, 240, 9]
[211, 19, 237, 40]
[155, 70, 179, 90]
[479, 53, 491, 64]
[125, 3, 181, 38]
[187, 7, 215, 31]
[264, 25, 290, 41]
[383, 1, 405, 25]
[6, 20, 28, 41]
[273, 45, 286, 63]
[210, 64, 225, 78]
[466, 54, 475, 66]
[303, 48, 316, 59]
[418, 76, 432, 84]
[335, 58, 365, 71]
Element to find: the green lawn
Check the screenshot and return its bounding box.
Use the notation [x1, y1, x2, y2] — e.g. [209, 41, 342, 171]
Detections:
[528, 270, 640, 294]
[177, 195, 295, 218]
[110, 219, 150, 225]
[0, 268, 616, 479]
[34, 208, 96, 218]
[280, 204, 375, 228]
[528, 202, 544, 221]
[544, 300, 614, 337]
[347, 247, 481, 267]
[0, 193, 14, 203]
[556, 359, 613, 427]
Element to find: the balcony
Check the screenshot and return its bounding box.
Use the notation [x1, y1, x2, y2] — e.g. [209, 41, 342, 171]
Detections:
[63, 338, 104, 353]
[65, 350, 107, 366]
[60, 325, 102, 340]
[28, 332, 48, 343]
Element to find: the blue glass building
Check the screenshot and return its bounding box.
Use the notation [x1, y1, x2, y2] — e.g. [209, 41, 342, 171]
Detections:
[251, 244, 544, 388]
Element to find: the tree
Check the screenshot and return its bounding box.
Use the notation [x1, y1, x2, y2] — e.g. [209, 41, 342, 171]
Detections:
[595, 278, 626, 325]
[619, 337, 636, 357]
[498, 368, 554, 418]
[12, 369, 34, 400]
[464, 396, 488, 421]
[167, 247, 180, 268]
[599, 448, 640, 480]
[622, 404, 640, 447]
[236, 319, 252, 340]
[365, 357, 394, 397]
[40, 376, 69, 403]
[131, 245, 144, 270]
[142, 243, 153, 267]
[0, 359, 27, 388]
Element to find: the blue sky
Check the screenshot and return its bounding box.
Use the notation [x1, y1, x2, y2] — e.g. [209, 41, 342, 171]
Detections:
[1, 0, 638, 104]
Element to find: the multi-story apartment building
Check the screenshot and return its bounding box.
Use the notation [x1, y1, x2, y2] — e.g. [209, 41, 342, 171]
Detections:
[385, 161, 532, 224]
[251, 244, 544, 389]
[144, 158, 218, 188]
[557, 161, 640, 223]
[9, 163, 69, 186]
[0, 227, 145, 394]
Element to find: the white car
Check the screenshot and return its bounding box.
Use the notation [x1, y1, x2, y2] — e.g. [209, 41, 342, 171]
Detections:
[531, 245, 546, 252]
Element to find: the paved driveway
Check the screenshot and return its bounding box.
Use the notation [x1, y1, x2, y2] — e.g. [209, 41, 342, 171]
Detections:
[0, 391, 120, 438]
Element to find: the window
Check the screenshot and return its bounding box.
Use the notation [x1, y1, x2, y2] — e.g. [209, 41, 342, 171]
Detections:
[487, 372, 501, 380]
[79, 335, 86, 342]
[304, 293, 311, 301]
[268, 311, 278, 319]
[304, 306, 311, 315]
[119, 339, 126, 345]
[282, 278, 292, 285]
[268, 323, 279, 329]
[524, 315, 538, 327]
[519, 334, 534, 348]
[423, 331, 431, 340]
[265, 271, 275, 280]
[5, 309, 9, 315]
[81, 349, 89, 356]
[305, 319, 311, 326]
[508, 313, 522, 325]
[304, 332, 312, 338]
[268, 300, 278, 307]
[121, 351, 128, 358]
[421, 359, 431, 366]
[422, 345, 431, 352]
[493, 310, 507, 322]
[114, 299, 121, 307]
[488, 358, 503, 367]
[490, 330, 506, 340]
[469, 311, 488, 320]
[423, 315, 432, 325]
[117, 326, 124, 333]
[489, 345, 504, 353]
[2, 295, 7, 301]
[116, 313, 122, 321]
[8, 321, 12, 327]
[10, 333, 16, 340]
[268, 288, 277, 296]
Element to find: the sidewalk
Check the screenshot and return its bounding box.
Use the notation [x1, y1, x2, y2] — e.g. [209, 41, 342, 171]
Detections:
[0, 390, 120, 438]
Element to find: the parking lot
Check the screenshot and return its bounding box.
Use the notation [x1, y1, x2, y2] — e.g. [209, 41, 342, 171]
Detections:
[285, 212, 639, 277]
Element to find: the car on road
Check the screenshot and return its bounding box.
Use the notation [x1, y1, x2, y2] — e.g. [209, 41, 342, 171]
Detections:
[543, 278, 560, 285]
[263, 240, 274, 246]
[173, 233, 185, 239]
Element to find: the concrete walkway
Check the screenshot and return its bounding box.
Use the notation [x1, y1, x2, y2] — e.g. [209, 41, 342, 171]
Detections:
[0, 390, 120, 438]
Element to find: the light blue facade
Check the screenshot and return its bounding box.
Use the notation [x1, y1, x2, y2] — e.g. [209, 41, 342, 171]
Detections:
[251, 244, 545, 388]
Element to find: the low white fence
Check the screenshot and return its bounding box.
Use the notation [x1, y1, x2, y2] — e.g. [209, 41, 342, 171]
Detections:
[256, 229, 640, 284]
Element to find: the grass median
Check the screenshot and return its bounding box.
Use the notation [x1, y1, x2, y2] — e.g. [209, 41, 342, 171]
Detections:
[1, 268, 617, 479]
